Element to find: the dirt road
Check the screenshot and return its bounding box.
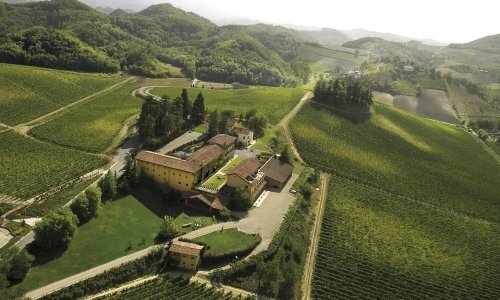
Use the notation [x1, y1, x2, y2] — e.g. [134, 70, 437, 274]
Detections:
[301, 172, 329, 300]
[279, 91, 312, 164]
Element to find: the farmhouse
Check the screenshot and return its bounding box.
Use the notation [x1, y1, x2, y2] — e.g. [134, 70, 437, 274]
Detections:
[232, 127, 254, 147]
[260, 158, 293, 189]
[168, 240, 204, 271]
[135, 134, 236, 192]
[226, 158, 266, 199]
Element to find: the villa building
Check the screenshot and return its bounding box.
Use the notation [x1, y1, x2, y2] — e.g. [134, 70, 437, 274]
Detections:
[135, 134, 236, 192]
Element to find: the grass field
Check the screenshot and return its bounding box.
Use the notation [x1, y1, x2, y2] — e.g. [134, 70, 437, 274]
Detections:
[417, 75, 447, 90]
[312, 177, 500, 299]
[29, 83, 142, 153]
[151, 87, 304, 124]
[447, 84, 500, 120]
[0, 63, 121, 125]
[0, 132, 107, 200]
[220, 156, 244, 174]
[193, 228, 261, 257]
[14, 189, 216, 292]
[290, 102, 500, 222]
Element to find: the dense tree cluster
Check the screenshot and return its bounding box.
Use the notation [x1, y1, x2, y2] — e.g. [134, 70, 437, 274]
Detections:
[137, 96, 186, 149]
[314, 79, 373, 111]
[0, 0, 310, 85]
[70, 186, 102, 223]
[0, 27, 119, 72]
[33, 207, 78, 250]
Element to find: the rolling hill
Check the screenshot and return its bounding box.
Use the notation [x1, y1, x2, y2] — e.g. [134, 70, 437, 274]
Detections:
[0, 0, 311, 86]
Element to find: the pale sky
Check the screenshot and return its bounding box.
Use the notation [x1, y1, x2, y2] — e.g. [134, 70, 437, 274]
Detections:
[165, 0, 499, 43]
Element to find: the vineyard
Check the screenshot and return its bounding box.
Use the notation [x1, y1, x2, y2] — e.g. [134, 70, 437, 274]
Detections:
[312, 177, 500, 299]
[30, 84, 142, 153]
[151, 87, 304, 124]
[290, 102, 500, 222]
[0, 132, 107, 200]
[98, 276, 244, 300]
[0, 63, 121, 125]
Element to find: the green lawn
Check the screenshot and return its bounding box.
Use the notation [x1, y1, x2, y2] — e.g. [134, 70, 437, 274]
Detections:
[192, 123, 208, 133]
[201, 173, 227, 191]
[193, 228, 261, 257]
[220, 156, 244, 174]
[13, 189, 216, 293]
[151, 87, 304, 124]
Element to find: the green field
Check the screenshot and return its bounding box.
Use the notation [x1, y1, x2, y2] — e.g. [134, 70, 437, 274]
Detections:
[447, 84, 500, 120]
[14, 189, 216, 292]
[193, 228, 261, 257]
[0, 132, 107, 200]
[312, 177, 500, 299]
[151, 87, 304, 124]
[0, 63, 122, 125]
[101, 276, 239, 300]
[29, 83, 142, 153]
[290, 102, 500, 222]
[220, 156, 244, 174]
[417, 75, 447, 91]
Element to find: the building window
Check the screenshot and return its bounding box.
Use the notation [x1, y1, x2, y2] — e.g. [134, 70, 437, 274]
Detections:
[173, 172, 175, 175]
[185, 175, 188, 179]
[186, 183, 188, 186]
[179, 182, 181, 185]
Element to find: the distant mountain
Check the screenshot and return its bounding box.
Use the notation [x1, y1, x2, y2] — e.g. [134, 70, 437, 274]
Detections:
[342, 37, 438, 65]
[302, 28, 351, 46]
[459, 34, 500, 53]
[340, 28, 447, 46]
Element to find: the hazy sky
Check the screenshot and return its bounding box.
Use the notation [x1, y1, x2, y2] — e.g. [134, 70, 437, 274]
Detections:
[166, 0, 499, 43]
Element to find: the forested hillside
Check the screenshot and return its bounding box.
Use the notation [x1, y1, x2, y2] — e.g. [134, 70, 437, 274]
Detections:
[0, 0, 310, 85]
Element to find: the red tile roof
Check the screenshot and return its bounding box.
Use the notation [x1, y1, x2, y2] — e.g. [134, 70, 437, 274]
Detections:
[169, 241, 204, 257]
[208, 134, 237, 149]
[186, 145, 224, 168]
[228, 158, 261, 181]
[136, 144, 225, 174]
[136, 151, 198, 173]
[187, 194, 225, 211]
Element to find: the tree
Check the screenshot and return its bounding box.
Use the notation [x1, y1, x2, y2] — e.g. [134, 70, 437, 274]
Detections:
[98, 171, 118, 200]
[191, 92, 205, 125]
[70, 194, 91, 223]
[156, 216, 178, 242]
[230, 188, 252, 211]
[33, 207, 78, 250]
[280, 146, 292, 165]
[7, 249, 34, 282]
[256, 260, 283, 292]
[207, 111, 220, 138]
[85, 186, 102, 217]
[181, 88, 191, 120]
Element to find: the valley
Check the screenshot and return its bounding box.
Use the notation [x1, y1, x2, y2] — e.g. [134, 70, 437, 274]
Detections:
[0, 1, 499, 299]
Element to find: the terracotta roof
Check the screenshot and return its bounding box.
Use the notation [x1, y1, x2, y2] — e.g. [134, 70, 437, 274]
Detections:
[260, 158, 293, 184]
[186, 145, 224, 168]
[136, 143, 225, 174]
[169, 241, 204, 257]
[136, 151, 198, 173]
[226, 118, 238, 128]
[232, 127, 252, 135]
[228, 158, 261, 181]
[187, 194, 225, 211]
[208, 134, 237, 149]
